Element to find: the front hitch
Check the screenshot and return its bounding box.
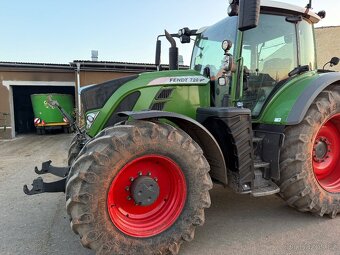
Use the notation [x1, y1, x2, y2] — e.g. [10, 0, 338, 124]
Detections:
[23, 177, 66, 195]
[23, 160, 69, 195]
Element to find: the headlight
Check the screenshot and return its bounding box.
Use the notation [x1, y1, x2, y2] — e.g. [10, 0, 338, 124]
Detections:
[86, 112, 99, 129]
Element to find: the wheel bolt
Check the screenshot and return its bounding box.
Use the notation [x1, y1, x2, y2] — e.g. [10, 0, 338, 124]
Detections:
[130, 177, 134, 182]
[138, 171, 142, 176]
[147, 172, 151, 176]
[127, 196, 131, 200]
[125, 186, 130, 191]
[154, 177, 158, 182]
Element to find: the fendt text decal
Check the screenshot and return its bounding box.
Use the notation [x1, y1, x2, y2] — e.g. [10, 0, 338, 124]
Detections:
[148, 76, 209, 86]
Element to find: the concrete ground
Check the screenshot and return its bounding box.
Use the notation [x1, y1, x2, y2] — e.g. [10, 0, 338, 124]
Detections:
[0, 134, 339, 255]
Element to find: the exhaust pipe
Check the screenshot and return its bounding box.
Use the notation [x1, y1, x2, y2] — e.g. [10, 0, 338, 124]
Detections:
[164, 30, 179, 70]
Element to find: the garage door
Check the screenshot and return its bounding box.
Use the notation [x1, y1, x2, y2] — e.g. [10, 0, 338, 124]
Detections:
[12, 86, 75, 134]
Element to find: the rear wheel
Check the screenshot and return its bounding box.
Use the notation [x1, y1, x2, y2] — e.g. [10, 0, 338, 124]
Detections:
[279, 86, 340, 218]
[66, 120, 212, 254]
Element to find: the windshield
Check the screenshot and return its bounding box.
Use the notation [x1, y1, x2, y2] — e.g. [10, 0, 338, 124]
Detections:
[240, 14, 298, 116]
[191, 17, 238, 77]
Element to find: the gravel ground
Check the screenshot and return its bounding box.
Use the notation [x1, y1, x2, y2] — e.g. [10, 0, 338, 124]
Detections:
[0, 134, 339, 255]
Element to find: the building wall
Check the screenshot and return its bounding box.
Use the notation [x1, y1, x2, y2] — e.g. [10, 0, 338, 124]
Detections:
[315, 26, 340, 71]
[0, 67, 140, 139]
[78, 71, 136, 87]
[0, 69, 74, 139]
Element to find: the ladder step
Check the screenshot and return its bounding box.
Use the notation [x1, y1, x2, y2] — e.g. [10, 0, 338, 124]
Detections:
[254, 160, 270, 169]
[251, 180, 280, 197]
[252, 137, 263, 143]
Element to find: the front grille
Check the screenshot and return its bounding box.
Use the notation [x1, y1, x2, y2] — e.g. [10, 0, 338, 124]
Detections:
[150, 102, 165, 111]
[156, 88, 174, 99]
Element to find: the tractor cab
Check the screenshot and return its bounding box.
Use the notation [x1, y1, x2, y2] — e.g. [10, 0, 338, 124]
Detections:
[191, 0, 321, 117]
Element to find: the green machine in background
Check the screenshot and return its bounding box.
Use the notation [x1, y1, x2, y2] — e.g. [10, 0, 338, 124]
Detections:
[30, 93, 74, 134]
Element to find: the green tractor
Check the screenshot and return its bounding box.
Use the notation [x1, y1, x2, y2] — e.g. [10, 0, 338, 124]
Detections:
[24, 0, 340, 254]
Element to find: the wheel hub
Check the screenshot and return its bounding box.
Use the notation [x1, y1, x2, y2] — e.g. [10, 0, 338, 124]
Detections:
[130, 176, 160, 206]
[313, 137, 330, 162]
[312, 114, 340, 193]
[107, 154, 187, 237]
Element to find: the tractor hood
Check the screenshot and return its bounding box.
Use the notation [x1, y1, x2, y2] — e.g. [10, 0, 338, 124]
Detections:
[82, 69, 211, 137]
[81, 75, 139, 113]
[81, 70, 209, 113]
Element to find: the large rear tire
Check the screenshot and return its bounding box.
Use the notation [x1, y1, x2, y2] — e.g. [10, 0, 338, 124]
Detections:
[279, 86, 340, 218]
[66, 120, 212, 254]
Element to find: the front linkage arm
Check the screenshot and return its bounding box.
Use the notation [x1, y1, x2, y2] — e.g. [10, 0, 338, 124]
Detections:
[23, 177, 66, 195]
[23, 160, 70, 195]
[34, 160, 70, 177]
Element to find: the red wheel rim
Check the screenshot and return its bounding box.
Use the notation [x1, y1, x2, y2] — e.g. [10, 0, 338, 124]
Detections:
[312, 114, 340, 193]
[107, 154, 187, 237]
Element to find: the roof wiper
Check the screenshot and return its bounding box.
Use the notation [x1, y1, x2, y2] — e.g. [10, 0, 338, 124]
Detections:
[288, 65, 310, 77]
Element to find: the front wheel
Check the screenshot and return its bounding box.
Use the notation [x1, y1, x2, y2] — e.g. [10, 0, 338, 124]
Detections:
[66, 120, 212, 254]
[279, 86, 340, 218]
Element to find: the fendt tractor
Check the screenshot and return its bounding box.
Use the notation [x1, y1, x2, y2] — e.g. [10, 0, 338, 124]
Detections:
[24, 0, 340, 254]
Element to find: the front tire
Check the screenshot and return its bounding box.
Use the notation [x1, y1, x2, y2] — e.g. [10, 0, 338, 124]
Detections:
[279, 86, 340, 218]
[66, 120, 212, 254]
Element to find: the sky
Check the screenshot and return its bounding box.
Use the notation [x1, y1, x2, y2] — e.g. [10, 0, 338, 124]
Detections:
[0, 0, 339, 65]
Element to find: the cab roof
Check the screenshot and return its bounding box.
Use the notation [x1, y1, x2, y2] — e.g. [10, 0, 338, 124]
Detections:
[261, 0, 321, 23]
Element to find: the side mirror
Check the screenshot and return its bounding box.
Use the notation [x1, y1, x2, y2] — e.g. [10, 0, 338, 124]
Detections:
[238, 0, 260, 31]
[323, 57, 339, 70]
[330, 57, 340, 67]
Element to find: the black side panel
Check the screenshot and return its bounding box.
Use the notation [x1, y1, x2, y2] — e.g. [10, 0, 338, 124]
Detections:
[197, 107, 254, 191]
[81, 75, 138, 112]
[104, 92, 140, 128]
[253, 124, 285, 180]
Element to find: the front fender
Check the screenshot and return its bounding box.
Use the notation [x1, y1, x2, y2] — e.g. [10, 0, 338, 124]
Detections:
[119, 110, 228, 185]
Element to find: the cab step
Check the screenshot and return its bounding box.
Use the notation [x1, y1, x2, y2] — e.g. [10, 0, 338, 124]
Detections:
[251, 169, 280, 197]
[254, 160, 270, 169]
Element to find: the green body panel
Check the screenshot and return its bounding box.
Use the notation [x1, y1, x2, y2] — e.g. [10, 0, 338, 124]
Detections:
[87, 70, 210, 137]
[31, 93, 74, 125]
[161, 85, 209, 119]
[254, 71, 320, 125]
[230, 30, 244, 104]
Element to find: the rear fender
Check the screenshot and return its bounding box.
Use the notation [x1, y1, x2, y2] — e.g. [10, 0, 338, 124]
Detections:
[287, 72, 340, 124]
[119, 110, 228, 185]
[258, 72, 340, 125]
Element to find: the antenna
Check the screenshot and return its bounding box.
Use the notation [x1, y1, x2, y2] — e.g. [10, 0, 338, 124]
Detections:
[306, 0, 312, 9]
